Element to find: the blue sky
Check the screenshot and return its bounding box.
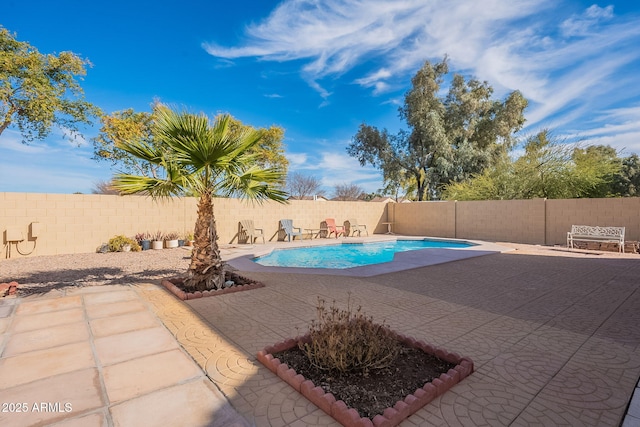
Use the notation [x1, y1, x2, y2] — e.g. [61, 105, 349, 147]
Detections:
[1, 0, 639, 195]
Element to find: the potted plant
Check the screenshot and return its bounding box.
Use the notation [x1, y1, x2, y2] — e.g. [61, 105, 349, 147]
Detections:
[151, 230, 164, 250]
[184, 232, 195, 247]
[164, 231, 180, 249]
[135, 231, 151, 251]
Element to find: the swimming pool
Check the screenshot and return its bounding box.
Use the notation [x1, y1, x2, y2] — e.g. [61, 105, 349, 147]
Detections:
[253, 239, 475, 269]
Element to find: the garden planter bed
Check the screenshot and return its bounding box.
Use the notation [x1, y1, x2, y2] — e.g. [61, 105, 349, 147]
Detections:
[161, 272, 264, 300]
[257, 332, 474, 427]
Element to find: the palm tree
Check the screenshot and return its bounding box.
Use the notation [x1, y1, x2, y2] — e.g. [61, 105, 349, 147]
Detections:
[111, 105, 287, 291]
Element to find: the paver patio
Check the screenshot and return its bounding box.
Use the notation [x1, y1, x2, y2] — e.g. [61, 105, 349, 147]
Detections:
[1, 240, 640, 426]
[159, 242, 640, 426]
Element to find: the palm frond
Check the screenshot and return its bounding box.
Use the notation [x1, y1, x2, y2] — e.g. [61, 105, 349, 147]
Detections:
[115, 138, 165, 165]
[217, 165, 288, 203]
[112, 173, 183, 198]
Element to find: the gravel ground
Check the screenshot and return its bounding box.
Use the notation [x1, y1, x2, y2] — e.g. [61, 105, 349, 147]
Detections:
[0, 248, 193, 296]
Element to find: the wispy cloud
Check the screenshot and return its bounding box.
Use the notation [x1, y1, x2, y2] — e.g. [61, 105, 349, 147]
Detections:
[288, 145, 382, 192]
[203, 0, 544, 96]
[286, 152, 308, 167]
[204, 0, 640, 138]
[0, 130, 49, 154]
[560, 5, 614, 37]
[567, 105, 640, 153]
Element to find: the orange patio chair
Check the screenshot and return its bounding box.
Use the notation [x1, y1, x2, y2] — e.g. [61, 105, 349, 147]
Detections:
[324, 218, 345, 238]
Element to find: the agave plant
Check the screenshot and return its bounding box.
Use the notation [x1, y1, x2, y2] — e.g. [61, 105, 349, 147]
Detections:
[111, 104, 287, 291]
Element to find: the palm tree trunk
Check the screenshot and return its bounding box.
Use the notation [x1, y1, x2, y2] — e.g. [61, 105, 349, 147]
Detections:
[184, 190, 225, 291]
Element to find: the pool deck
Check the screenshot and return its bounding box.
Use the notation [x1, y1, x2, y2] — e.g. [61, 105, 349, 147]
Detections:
[1, 237, 640, 426]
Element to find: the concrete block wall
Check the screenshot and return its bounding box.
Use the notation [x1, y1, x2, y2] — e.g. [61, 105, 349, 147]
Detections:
[3, 191, 640, 259]
[456, 199, 546, 244]
[0, 193, 199, 258]
[546, 198, 640, 245]
[0, 192, 387, 259]
[394, 198, 639, 246]
[212, 198, 387, 244]
[390, 201, 455, 237]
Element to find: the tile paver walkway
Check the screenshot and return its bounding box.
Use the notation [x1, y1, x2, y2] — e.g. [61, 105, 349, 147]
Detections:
[0, 283, 250, 427]
[2, 240, 640, 426]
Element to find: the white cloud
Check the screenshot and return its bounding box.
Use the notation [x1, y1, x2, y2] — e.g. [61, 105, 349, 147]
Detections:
[0, 162, 99, 193]
[0, 131, 49, 154]
[205, 0, 640, 162]
[560, 5, 614, 37]
[0, 128, 110, 193]
[286, 152, 308, 167]
[286, 141, 384, 193]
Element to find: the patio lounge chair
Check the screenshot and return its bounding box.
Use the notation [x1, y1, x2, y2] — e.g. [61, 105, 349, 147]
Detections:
[324, 218, 345, 238]
[279, 219, 303, 242]
[239, 220, 265, 244]
[347, 218, 368, 236]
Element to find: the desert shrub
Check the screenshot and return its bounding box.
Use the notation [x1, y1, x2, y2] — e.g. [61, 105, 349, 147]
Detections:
[299, 297, 400, 374]
[107, 235, 141, 252]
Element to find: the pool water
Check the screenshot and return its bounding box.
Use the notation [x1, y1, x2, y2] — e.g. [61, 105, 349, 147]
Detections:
[253, 239, 474, 269]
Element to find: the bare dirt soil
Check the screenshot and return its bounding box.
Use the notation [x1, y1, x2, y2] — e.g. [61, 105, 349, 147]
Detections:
[273, 344, 455, 420]
[1, 248, 191, 297]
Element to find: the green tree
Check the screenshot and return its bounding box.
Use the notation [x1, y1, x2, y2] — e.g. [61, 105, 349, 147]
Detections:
[226, 116, 288, 178]
[571, 145, 621, 198]
[347, 58, 527, 200]
[610, 154, 640, 197]
[93, 106, 288, 180]
[0, 27, 101, 142]
[111, 105, 287, 291]
[443, 130, 622, 200]
[92, 108, 159, 176]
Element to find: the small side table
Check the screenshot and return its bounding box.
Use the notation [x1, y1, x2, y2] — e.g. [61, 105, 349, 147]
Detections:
[381, 222, 394, 235]
[304, 228, 322, 239]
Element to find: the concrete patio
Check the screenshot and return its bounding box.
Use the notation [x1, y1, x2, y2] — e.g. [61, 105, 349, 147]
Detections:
[1, 240, 640, 426]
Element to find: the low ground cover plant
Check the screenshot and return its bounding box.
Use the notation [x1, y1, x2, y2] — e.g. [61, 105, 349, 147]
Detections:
[107, 235, 140, 252]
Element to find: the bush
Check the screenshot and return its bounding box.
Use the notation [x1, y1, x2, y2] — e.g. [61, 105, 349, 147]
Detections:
[299, 296, 400, 374]
[107, 235, 141, 252]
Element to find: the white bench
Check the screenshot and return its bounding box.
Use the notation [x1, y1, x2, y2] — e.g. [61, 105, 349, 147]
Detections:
[567, 225, 625, 253]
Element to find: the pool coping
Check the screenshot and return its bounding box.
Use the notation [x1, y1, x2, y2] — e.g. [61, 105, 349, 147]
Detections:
[224, 235, 513, 277]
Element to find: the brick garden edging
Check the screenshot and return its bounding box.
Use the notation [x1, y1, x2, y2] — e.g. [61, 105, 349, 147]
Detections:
[161, 276, 264, 300]
[0, 281, 18, 297]
[257, 332, 474, 427]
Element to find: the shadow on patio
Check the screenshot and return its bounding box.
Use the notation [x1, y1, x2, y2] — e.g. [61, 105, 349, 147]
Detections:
[170, 246, 640, 426]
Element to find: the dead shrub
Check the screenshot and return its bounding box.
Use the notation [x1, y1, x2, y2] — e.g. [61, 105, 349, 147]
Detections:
[299, 296, 400, 374]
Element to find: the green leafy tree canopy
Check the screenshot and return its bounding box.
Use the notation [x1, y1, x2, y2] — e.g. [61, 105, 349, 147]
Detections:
[442, 130, 623, 200]
[0, 27, 102, 143]
[347, 57, 527, 200]
[93, 104, 288, 183]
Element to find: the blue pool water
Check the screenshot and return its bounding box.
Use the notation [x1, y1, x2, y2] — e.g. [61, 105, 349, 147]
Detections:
[254, 239, 474, 269]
